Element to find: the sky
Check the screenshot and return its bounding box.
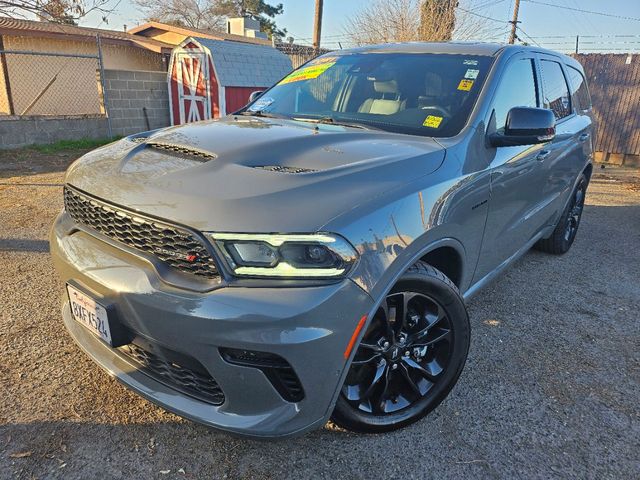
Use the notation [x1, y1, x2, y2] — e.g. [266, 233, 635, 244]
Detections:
[80, 0, 640, 53]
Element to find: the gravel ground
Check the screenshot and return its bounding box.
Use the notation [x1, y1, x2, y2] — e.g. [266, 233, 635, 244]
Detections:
[1, 150, 639, 479]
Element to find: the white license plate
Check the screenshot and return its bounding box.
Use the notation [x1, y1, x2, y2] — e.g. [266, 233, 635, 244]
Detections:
[67, 284, 112, 345]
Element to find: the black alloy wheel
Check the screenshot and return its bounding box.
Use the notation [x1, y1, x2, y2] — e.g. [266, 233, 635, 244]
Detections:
[332, 262, 470, 433]
[564, 179, 586, 244]
[535, 173, 588, 255]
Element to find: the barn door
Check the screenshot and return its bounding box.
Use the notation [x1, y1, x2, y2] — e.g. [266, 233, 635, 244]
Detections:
[176, 51, 211, 123]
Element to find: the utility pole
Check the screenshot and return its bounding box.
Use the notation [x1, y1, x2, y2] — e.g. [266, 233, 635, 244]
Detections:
[313, 0, 324, 55]
[508, 0, 521, 45]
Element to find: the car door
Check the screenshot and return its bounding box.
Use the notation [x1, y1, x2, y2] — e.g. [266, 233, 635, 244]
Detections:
[473, 54, 554, 281]
[536, 54, 593, 220]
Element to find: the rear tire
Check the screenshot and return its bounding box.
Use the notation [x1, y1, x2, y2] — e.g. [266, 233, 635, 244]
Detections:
[535, 174, 588, 255]
[331, 262, 470, 433]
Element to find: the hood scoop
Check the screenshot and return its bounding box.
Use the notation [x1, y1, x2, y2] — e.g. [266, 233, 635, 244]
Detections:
[254, 165, 318, 174]
[145, 141, 216, 162]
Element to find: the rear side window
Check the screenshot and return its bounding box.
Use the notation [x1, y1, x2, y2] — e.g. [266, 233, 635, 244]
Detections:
[567, 65, 592, 112]
[492, 58, 538, 131]
[540, 60, 571, 120]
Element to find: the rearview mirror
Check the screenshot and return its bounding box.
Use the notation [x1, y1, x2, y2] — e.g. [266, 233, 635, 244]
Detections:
[249, 90, 264, 103]
[489, 107, 556, 147]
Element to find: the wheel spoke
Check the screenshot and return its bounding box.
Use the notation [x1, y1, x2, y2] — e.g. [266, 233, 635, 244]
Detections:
[402, 357, 439, 382]
[380, 299, 395, 339]
[361, 360, 387, 400]
[375, 365, 392, 413]
[412, 328, 451, 348]
[351, 353, 382, 366]
[399, 363, 422, 397]
[359, 341, 383, 353]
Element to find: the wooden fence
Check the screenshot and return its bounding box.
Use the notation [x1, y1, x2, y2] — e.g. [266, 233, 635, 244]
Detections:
[574, 53, 640, 167]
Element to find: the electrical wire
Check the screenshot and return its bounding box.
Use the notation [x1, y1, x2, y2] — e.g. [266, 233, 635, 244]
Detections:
[522, 0, 640, 22]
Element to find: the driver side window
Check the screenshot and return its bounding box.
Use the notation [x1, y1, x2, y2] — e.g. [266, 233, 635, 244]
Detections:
[492, 58, 539, 131]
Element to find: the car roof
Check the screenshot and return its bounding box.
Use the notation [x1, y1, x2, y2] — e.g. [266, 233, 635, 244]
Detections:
[336, 41, 572, 62]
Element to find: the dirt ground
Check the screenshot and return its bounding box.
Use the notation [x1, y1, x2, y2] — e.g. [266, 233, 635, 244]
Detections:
[0, 149, 638, 479]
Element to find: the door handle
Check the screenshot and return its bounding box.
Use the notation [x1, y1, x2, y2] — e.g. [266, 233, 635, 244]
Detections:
[536, 150, 551, 161]
[579, 133, 590, 142]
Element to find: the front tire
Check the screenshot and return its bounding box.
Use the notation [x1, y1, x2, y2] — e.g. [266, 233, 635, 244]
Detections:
[331, 262, 470, 433]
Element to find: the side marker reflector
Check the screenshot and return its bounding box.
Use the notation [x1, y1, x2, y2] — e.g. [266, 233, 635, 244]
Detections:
[343, 315, 367, 360]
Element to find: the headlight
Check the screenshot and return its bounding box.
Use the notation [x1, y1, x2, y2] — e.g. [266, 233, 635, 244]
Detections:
[208, 233, 358, 278]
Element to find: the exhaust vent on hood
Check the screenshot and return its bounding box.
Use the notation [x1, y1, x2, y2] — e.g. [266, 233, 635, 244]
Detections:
[145, 142, 216, 161]
[254, 165, 318, 174]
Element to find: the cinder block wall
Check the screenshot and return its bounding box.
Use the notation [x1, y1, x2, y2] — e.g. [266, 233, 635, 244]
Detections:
[0, 115, 108, 149]
[104, 69, 170, 137]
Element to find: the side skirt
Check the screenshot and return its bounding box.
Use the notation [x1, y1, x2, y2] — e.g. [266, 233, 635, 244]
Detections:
[462, 225, 554, 303]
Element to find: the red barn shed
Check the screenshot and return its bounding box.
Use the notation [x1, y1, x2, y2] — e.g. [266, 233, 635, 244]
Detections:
[168, 37, 292, 125]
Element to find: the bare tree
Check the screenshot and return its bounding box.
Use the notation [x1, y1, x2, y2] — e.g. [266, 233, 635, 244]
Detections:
[345, 0, 499, 46]
[0, 0, 117, 24]
[134, 0, 229, 30]
[346, 0, 420, 45]
[133, 0, 285, 37]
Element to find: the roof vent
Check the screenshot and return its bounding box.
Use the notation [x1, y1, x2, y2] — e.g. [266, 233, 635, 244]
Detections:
[254, 165, 317, 174]
[145, 142, 216, 161]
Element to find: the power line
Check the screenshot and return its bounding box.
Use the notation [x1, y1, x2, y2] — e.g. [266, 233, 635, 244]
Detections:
[455, 6, 506, 23]
[468, 0, 507, 11]
[516, 25, 540, 46]
[522, 0, 640, 22]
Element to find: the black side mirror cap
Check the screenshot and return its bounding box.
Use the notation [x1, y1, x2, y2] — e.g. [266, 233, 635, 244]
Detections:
[489, 107, 556, 147]
[248, 90, 265, 103]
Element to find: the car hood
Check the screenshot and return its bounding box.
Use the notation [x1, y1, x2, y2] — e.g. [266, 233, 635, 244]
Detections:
[65, 117, 446, 232]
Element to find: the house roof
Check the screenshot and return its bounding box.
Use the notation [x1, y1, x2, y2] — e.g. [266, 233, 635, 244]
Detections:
[129, 21, 272, 47]
[0, 17, 172, 53]
[193, 37, 292, 87]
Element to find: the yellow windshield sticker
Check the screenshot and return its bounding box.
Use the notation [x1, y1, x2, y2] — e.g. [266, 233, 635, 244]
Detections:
[423, 115, 443, 128]
[279, 62, 336, 85]
[309, 56, 338, 65]
[457, 79, 474, 91]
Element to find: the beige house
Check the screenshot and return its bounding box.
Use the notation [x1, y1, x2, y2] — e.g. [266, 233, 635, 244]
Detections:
[128, 20, 273, 48]
[0, 17, 172, 116]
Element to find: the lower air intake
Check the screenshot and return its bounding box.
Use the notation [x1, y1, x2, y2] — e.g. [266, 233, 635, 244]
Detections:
[219, 348, 305, 402]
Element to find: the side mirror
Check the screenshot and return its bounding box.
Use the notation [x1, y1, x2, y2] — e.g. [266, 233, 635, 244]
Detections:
[248, 90, 264, 103]
[489, 107, 556, 147]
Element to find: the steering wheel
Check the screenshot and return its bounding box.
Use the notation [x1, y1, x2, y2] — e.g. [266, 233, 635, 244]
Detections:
[421, 105, 451, 118]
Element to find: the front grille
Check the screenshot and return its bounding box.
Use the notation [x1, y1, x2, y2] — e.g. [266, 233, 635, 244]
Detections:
[220, 348, 305, 402]
[64, 186, 220, 280]
[119, 343, 225, 405]
[145, 142, 216, 161]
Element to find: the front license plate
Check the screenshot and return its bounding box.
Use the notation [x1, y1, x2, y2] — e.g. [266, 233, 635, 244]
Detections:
[67, 284, 112, 345]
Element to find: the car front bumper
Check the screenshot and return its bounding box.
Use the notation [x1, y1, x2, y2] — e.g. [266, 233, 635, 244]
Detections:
[51, 212, 374, 438]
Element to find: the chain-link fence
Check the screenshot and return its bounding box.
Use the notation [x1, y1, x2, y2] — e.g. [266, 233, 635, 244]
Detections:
[0, 37, 109, 123]
[275, 43, 333, 69]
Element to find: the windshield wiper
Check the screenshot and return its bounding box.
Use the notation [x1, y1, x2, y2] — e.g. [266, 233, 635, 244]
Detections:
[294, 116, 371, 130]
[238, 110, 283, 119]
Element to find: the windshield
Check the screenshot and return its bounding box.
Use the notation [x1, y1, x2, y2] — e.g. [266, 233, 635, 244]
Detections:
[242, 52, 493, 138]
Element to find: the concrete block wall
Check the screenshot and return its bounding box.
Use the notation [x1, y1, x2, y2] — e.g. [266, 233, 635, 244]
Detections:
[104, 69, 170, 137]
[0, 115, 108, 149]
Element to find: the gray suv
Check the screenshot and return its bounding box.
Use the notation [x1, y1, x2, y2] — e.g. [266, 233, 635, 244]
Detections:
[51, 42, 594, 438]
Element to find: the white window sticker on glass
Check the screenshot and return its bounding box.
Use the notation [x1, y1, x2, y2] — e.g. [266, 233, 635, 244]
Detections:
[248, 97, 274, 112]
[464, 69, 479, 80]
[463, 59, 479, 66]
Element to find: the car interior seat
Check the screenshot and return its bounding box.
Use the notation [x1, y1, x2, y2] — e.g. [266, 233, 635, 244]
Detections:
[358, 80, 405, 115]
